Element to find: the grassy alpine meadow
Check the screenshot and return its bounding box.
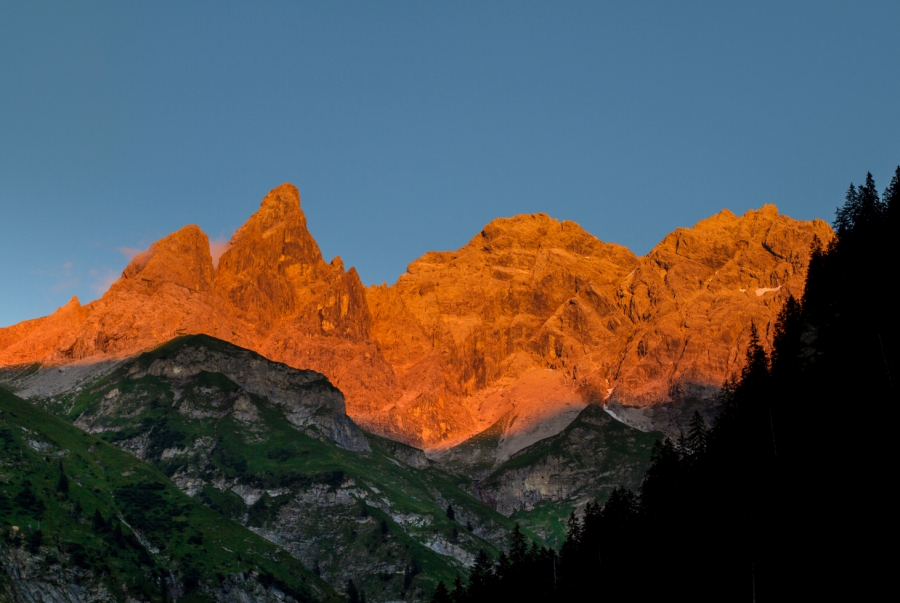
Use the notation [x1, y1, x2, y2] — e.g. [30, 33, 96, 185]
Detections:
[12, 336, 527, 600]
[0, 386, 338, 602]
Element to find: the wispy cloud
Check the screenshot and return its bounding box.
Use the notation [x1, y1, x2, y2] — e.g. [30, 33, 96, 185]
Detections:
[89, 268, 119, 295]
[52, 279, 79, 292]
[51, 261, 79, 292]
[209, 238, 231, 268]
[118, 247, 147, 261]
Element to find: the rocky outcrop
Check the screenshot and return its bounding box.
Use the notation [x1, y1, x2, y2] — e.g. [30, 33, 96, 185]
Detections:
[0, 541, 319, 603]
[362, 214, 639, 447]
[1, 545, 117, 603]
[365, 206, 831, 447]
[137, 336, 369, 452]
[476, 405, 660, 539]
[608, 205, 831, 407]
[0, 184, 832, 449]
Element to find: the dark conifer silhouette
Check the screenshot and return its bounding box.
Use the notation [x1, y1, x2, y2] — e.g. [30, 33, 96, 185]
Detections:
[56, 460, 69, 496]
[430, 581, 452, 603]
[447, 167, 898, 603]
[346, 579, 360, 603]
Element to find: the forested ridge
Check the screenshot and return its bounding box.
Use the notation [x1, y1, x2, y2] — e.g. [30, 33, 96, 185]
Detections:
[428, 168, 899, 603]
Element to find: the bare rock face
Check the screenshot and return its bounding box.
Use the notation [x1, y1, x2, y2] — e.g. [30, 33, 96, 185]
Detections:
[212, 184, 399, 417]
[0, 295, 88, 365]
[362, 214, 640, 447]
[364, 207, 831, 447]
[608, 206, 832, 407]
[0, 184, 832, 449]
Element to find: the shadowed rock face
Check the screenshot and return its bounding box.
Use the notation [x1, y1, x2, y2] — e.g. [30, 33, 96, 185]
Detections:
[0, 184, 832, 449]
[135, 336, 370, 452]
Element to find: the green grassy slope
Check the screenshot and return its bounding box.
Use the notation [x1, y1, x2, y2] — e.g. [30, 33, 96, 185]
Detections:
[22, 336, 522, 601]
[0, 388, 338, 603]
[480, 405, 663, 545]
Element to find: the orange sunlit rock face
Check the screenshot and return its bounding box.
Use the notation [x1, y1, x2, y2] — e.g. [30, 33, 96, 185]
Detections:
[0, 184, 832, 449]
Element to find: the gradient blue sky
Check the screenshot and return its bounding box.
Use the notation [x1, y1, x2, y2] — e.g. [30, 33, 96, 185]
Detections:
[1, 1, 898, 327]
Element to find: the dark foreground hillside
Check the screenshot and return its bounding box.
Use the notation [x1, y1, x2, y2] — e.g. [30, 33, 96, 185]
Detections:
[0, 387, 338, 603]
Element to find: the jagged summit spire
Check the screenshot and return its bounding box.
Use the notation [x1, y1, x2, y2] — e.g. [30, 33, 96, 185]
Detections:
[258, 182, 303, 218]
[226, 183, 307, 249]
[120, 224, 214, 293]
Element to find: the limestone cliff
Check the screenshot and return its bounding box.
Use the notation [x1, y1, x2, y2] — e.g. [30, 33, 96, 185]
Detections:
[364, 206, 831, 448]
[0, 184, 832, 449]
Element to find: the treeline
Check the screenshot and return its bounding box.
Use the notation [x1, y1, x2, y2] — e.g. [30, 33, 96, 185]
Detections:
[431, 167, 898, 602]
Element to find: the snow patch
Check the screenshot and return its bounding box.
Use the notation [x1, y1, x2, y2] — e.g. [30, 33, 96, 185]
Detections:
[603, 406, 625, 424]
[755, 286, 781, 296]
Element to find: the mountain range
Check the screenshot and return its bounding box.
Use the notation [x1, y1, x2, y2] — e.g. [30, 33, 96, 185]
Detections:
[0, 183, 835, 601]
[0, 183, 831, 455]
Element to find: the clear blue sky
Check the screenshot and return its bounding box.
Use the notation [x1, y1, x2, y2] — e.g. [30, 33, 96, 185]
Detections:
[1, 1, 898, 327]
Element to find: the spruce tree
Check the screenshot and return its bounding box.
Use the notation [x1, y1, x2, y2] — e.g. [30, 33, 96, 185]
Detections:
[885, 166, 900, 226]
[509, 523, 527, 566]
[686, 411, 708, 456]
[26, 528, 43, 554]
[346, 579, 360, 603]
[430, 581, 452, 603]
[56, 461, 69, 496]
[451, 574, 466, 603]
[467, 549, 494, 602]
[92, 509, 107, 531]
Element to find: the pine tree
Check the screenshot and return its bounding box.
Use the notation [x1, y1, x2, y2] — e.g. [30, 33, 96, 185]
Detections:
[113, 521, 126, 547]
[742, 324, 769, 385]
[676, 429, 689, 459]
[402, 559, 421, 591]
[509, 523, 527, 566]
[346, 579, 360, 603]
[467, 549, 494, 602]
[92, 509, 107, 531]
[14, 480, 45, 518]
[451, 574, 466, 603]
[834, 182, 857, 236]
[430, 581, 452, 603]
[834, 173, 886, 238]
[56, 461, 69, 496]
[686, 411, 708, 456]
[885, 166, 900, 225]
[446, 503, 455, 521]
[563, 511, 582, 549]
[26, 528, 43, 554]
[160, 571, 170, 603]
[640, 437, 681, 517]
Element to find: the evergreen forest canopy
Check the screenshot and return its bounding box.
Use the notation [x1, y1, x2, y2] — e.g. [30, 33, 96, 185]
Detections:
[429, 167, 899, 603]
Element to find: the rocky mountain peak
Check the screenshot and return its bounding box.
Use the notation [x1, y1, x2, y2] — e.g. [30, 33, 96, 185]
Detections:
[121, 224, 214, 293]
[229, 182, 306, 244]
[0, 185, 834, 449]
[61, 295, 81, 310]
[214, 184, 327, 330]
